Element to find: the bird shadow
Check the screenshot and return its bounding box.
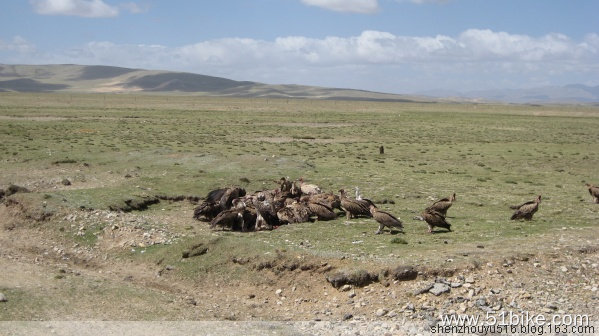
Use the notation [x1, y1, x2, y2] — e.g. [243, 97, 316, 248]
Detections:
[430, 229, 452, 234]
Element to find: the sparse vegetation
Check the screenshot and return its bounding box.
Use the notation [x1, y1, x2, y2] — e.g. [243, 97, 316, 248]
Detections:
[1, 93, 598, 324]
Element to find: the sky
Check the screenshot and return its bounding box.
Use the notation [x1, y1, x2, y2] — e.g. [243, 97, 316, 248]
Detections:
[0, 0, 598, 94]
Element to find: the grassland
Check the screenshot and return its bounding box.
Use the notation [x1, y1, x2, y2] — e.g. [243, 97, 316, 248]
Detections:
[1, 92, 598, 323]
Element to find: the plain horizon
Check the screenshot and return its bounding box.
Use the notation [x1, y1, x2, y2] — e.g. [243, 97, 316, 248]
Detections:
[1, 0, 598, 95]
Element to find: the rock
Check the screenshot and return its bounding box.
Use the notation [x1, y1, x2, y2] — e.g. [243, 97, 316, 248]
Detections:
[560, 266, 568, 272]
[340, 284, 352, 292]
[414, 283, 434, 295]
[390, 266, 418, 281]
[0, 293, 6, 302]
[387, 310, 398, 318]
[61, 178, 71, 186]
[275, 289, 283, 296]
[450, 282, 462, 288]
[343, 313, 353, 321]
[326, 269, 378, 289]
[375, 308, 388, 317]
[476, 297, 488, 307]
[465, 277, 475, 283]
[348, 292, 356, 298]
[404, 303, 415, 311]
[429, 283, 451, 296]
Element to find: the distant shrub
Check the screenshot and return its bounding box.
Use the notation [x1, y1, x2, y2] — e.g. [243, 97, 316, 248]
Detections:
[390, 237, 408, 245]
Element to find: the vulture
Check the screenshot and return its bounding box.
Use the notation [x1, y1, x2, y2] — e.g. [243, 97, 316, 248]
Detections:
[298, 177, 322, 195]
[210, 199, 248, 231]
[278, 177, 293, 195]
[193, 201, 221, 221]
[300, 192, 341, 211]
[277, 201, 313, 224]
[426, 193, 456, 217]
[369, 205, 403, 234]
[193, 186, 246, 221]
[307, 201, 337, 221]
[510, 195, 542, 220]
[218, 187, 246, 210]
[339, 189, 373, 219]
[418, 209, 452, 233]
[585, 183, 599, 203]
[252, 193, 279, 230]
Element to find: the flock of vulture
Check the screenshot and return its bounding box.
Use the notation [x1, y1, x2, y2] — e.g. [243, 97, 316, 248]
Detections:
[192, 178, 599, 234]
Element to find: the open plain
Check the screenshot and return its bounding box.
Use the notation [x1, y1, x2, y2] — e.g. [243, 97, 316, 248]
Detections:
[1, 93, 598, 334]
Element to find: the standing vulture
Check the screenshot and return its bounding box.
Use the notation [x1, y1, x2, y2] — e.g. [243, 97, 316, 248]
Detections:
[426, 193, 456, 217]
[585, 183, 599, 203]
[339, 189, 373, 219]
[210, 199, 247, 231]
[510, 195, 542, 220]
[369, 205, 403, 234]
[419, 209, 452, 233]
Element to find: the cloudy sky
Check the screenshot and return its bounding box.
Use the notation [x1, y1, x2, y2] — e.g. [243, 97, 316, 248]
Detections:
[1, 0, 598, 94]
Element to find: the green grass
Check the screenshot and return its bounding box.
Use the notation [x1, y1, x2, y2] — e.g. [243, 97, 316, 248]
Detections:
[1, 92, 599, 268]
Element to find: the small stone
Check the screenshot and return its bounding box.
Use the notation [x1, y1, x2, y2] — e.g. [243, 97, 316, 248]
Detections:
[343, 313, 353, 321]
[429, 283, 450, 296]
[476, 297, 488, 307]
[375, 308, 388, 317]
[560, 266, 568, 272]
[275, 289, 283, 296]
[348, 292, 356, 298]
[340, 284, 352, 292]
[0, 293, 7, 302]
[387, 310, 398, 318]
[61, 178, 71, 186]
[465, 277, 475, 284]
[414, 283, 434, 295]
[450, 282, 462, 288]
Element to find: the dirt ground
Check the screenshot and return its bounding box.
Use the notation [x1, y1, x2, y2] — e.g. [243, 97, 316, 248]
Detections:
[1, 194, 598, 332]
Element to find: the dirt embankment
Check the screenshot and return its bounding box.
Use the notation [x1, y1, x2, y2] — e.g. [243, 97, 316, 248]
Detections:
[0, 194, 598, 335]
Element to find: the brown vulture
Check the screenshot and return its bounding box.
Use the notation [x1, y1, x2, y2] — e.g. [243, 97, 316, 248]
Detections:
[193, 186, 246, 221]
[210, 198, 251, 231]
[307, 201, 337, 221]
[419, 209, 452, 233]
[426, 193, 456, 217]
[277, 201, 313, 224]
[510, 195, 541, 220]
[585, 183, 599, 203]
[369, 205, 403, 234]
[252, 193, 279, 230]
[339, 189, 373, 219]
[300, 192, 341, 211]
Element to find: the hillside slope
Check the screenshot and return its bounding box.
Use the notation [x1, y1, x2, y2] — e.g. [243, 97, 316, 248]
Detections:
[0, 64, 427, 102]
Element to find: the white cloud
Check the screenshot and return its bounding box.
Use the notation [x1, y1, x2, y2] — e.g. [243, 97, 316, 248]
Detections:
[0, 36, 36, 53]
[31, 0, 119, 17]
[2, 30, 598, 92]
[119, 2, 149, 14]
[301, 0, 379, 14]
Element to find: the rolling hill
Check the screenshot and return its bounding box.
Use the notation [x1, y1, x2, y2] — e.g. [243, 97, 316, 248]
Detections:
[0, 64, 427, 102]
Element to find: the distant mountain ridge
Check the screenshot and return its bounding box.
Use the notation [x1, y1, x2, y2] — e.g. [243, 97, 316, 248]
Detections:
[418, 84, 599, 104]
[0, 64, 597, 104]
[0, 64, 428, 102]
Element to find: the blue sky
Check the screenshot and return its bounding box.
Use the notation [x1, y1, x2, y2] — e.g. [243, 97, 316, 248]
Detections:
[1, 0, 598, 94]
